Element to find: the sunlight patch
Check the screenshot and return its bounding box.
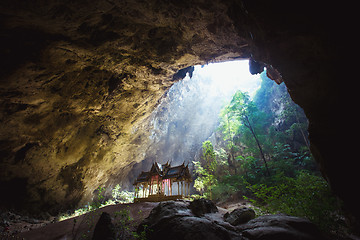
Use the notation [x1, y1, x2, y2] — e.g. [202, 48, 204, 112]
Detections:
[184, 60, 261, 99]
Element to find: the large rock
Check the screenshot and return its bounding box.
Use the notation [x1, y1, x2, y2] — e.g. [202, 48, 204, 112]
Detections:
[140, 200, 193, 224]
[138, 201, 327, 240]
[144, 216, 240, 240]
[224, 208, 255, 226]
[138, 200, 240, 240]
[92, 212, 115, 240]
[237, 215, 327, 240]
[189, 198, 218, 217]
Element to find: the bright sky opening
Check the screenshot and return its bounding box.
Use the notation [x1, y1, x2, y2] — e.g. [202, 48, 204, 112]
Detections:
[184, 60, 262, 100]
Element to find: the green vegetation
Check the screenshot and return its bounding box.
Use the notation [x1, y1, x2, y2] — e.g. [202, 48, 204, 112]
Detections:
[193, 72, 345, 234]
[58, 185, 134, 221]
[246, 171, 341, 232]
[193, 141, 218, 199]
[113, 207, 147, 240]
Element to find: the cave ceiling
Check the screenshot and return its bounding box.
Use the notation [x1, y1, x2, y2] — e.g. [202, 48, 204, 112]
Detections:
[0, 0, 354, 220]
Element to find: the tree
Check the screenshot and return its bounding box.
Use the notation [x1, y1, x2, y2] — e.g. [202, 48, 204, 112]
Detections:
[193, 141, 218, 199]
[219, 106, 240, 174]
[226, 91, 270, 176]
[202, 140, 216, 169]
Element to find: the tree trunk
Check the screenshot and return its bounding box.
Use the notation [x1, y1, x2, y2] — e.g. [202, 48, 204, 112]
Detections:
[244, 115, 270, 176]
[295, 112, 311, 153]
[226, 113, 237, 174]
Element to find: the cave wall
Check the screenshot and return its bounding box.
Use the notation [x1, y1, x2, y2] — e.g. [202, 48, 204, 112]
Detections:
[0, 0, 355, 220]
[0, 0, 248, 212]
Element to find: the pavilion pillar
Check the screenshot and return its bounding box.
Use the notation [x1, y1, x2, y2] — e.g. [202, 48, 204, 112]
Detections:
[157, 178, 160, 194]
[181, 181, 184, 196]
[180, 181, 182, 196]
[184, 182, 187, 196]
[167, 180, 169, 196]
[178, 182, 180, 196]
[188, 182, 190, 197]
[170, 179, 172, 196]
[184, 183, 187, 197]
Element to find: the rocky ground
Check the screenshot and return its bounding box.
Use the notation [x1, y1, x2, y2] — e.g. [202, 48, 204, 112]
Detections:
[1, 202, 157, 239]
[2, 199, 353, 240]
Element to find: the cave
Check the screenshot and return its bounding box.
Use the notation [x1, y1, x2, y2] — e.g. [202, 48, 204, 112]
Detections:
[0, 0, 356, 237]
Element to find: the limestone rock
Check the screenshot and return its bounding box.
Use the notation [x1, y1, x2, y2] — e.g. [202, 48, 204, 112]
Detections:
[138, 201, 328, 240]
[138, 200, 239, 240]
[238, 215, 327, 240]
[140, 201, 193, 225]
[224, 207, 255, 226]
[0, 0, 248, 213]
[189, 198, 218, 217]
[92, 212, 115, 240]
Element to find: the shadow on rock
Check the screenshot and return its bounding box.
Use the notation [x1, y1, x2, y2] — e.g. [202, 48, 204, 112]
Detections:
[137, 199, 328, 240]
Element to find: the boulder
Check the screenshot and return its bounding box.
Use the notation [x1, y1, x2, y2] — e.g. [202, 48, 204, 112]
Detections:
[237, 214, 327, 240]
[139, 200, 192, 227]
[138, 200, 239, 240]
[224, 207, 255, 226]
[143, 216, 240, 240]
[138, 201, 328, 240]
[189, 198, 218, 217]
[92, 212, 115, 240]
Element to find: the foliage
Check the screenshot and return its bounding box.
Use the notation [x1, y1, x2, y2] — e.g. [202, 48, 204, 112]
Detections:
[192, 71, 346, 235]
[202, 140, 217, 171]
[112, 184, 134, 204]
[246, 171, 343, 232]
[58, 185, 134, 221]
[112, 207, 149, 240]
[193, 141, 218, 199]
[220, 90, 271, 175]
[91, 186, 106, 210]
[211, 175, 246, 201]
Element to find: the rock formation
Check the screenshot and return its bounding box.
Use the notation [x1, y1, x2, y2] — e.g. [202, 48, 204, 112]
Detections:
[0, 0, 355, 226]
[224, 208, 255, 226]
[0, 0, 249, 212]
[137, 200, 326, 240]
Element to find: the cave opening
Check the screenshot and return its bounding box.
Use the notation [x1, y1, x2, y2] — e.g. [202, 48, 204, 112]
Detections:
[0, 0, 356, 237]
[140, 59, 313, 178]
[129, 58, 344, 234]
[142, 60, 262, 166]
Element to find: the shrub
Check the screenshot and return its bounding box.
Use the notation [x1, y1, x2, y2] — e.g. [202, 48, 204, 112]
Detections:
[247, 171, 344, 233]
[112, 184, 134, 203]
